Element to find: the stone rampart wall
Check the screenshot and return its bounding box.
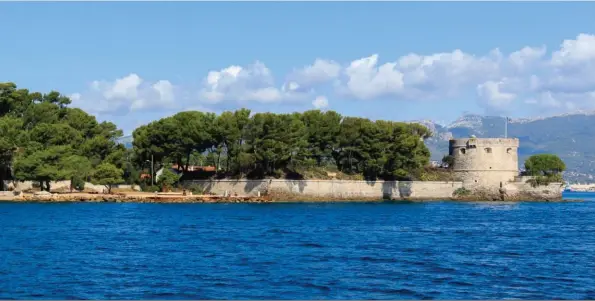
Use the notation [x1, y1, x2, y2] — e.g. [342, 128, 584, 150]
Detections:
[504, 181, 564, 200]
[183, 179, 463, 200]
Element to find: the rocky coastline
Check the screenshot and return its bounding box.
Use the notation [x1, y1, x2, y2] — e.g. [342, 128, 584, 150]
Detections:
[0, 190, 579, 203]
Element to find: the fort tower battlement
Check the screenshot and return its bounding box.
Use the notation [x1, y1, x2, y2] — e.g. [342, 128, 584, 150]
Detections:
[449, 137, 519, 187]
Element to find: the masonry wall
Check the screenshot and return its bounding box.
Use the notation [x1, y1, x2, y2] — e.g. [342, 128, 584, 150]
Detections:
[3, 181, 141, 192]
[504, 180, 564, 200]
[183, 179, 463, 200]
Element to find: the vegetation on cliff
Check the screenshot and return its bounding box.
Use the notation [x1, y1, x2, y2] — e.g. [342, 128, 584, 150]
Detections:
[0, 82, 129, 191]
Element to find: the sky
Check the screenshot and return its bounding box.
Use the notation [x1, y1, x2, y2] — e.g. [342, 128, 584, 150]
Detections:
[2, 2, 595, 135]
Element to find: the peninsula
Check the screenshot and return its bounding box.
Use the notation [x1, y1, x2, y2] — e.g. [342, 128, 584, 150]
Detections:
[0, 82, 566, 202]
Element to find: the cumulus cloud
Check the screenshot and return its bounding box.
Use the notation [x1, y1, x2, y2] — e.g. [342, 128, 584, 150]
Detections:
[551, 33, 595, 67]
[493, 33, 595, 112]
[68, 33, 595, 117]
[72, 73, 176, 114]
[340, 54, 405, 100]
[477, 80, 516, 109]
[198, 61, 308, 104]
[335, 49, 503, 101]
[286, 59, 341, 89]
[329, 33, 595, 115]
[508, 46, 547, 71]
[152, 80, 175, 103]
[312, 95, 329, 109]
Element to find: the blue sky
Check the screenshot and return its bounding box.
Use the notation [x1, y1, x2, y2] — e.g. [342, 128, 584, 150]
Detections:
[2, 2, 595, 134]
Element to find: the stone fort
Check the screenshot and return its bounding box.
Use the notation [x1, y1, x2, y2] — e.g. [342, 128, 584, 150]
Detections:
[449, 137, 520, 187]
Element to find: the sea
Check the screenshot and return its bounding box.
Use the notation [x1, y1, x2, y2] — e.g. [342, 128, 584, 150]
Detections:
[1, 191, 594, 299]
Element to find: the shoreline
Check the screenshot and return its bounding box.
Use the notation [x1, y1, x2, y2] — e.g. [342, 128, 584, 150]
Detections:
[0, 192, 581, 203]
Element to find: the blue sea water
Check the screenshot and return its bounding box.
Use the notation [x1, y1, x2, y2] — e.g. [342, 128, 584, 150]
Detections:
[1, 192, 595, 299]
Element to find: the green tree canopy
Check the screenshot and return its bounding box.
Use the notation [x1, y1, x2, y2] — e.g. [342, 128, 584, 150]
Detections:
[91, 163, 124, 194]
[132, 108, 433, 181]
[158, 168, 181, 191]
[1, 82, 127, 191]
[525, 154, 566, 176]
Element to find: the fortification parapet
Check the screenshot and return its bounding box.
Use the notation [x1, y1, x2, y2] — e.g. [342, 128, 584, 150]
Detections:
[449, 138, 519, 187]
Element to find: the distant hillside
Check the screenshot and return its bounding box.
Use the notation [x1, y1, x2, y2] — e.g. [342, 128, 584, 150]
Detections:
[418, 112, 595, 183]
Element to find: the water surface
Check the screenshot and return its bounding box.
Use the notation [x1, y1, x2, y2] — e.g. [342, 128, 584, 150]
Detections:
[1, 193, 594, 299]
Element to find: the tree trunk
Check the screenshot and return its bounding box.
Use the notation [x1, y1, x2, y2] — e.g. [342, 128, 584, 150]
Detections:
[0, 168, 5, 191]
[227, 153, 232, 173]
[45, 181, 51, 192]
[185, 151, 191, 172]
[39, 181, 44, 191]
[348, 150, 352, 172]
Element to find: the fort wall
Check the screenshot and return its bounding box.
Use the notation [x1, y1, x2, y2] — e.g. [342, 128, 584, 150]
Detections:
[183, 179, 463, 200]
[449, 138, 519, 187]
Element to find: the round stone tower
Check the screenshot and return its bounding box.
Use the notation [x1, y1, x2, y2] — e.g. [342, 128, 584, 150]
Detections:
[449, 137, 520, 187]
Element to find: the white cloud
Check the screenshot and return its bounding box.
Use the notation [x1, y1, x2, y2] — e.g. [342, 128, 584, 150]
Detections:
[199, 61, 308, 104]
[328, 33, 595, 115]
[337, 49, 502, 101]
[152, 80, 175, 103]
[287, 59, 341, 89]
[312, 96, 329, 109]
[94, 73, 142, 100]
[68, 33, 595, 118]
[509, 46, 547, 70]
[71, 73, 176, 114]
[341, 54, 404, 99]
[477, 79, 516, 109]
[551, 33, 595, 67]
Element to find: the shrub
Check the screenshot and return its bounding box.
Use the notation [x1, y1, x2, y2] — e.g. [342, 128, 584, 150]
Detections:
[453, 187, 471, 196]
[415, 167, 460, 181]
[441, 155, 455, 169]
[158, 169, 181, 191]
[143, 185, 160, 193]
[526, 174, 563, 188]
[185, 183, 206, 195]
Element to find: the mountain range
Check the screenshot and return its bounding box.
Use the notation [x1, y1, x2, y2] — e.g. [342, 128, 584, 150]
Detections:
[116, 111, 595, 183]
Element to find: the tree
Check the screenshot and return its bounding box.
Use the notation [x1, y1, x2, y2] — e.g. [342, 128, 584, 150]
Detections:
[60, 155, 92, 192]
[0, 82, 127, 192]
[128, 108, 432, 181]
[158, 168, 181, 192]
[13, 145, 73, 191]
[301, 110, 342, 166]
[524, 154, 566, 187]
[525, 154, 566, 176]
[91, 163, 124, 194]
[0, 116, 25, 189]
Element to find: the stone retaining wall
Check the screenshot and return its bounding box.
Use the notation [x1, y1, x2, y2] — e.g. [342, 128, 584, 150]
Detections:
[183, 179, 464, 200]
[2, 181, 141, 193]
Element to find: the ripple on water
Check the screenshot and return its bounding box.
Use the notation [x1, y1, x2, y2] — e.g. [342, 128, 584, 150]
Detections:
[1, 200, 595, 299]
